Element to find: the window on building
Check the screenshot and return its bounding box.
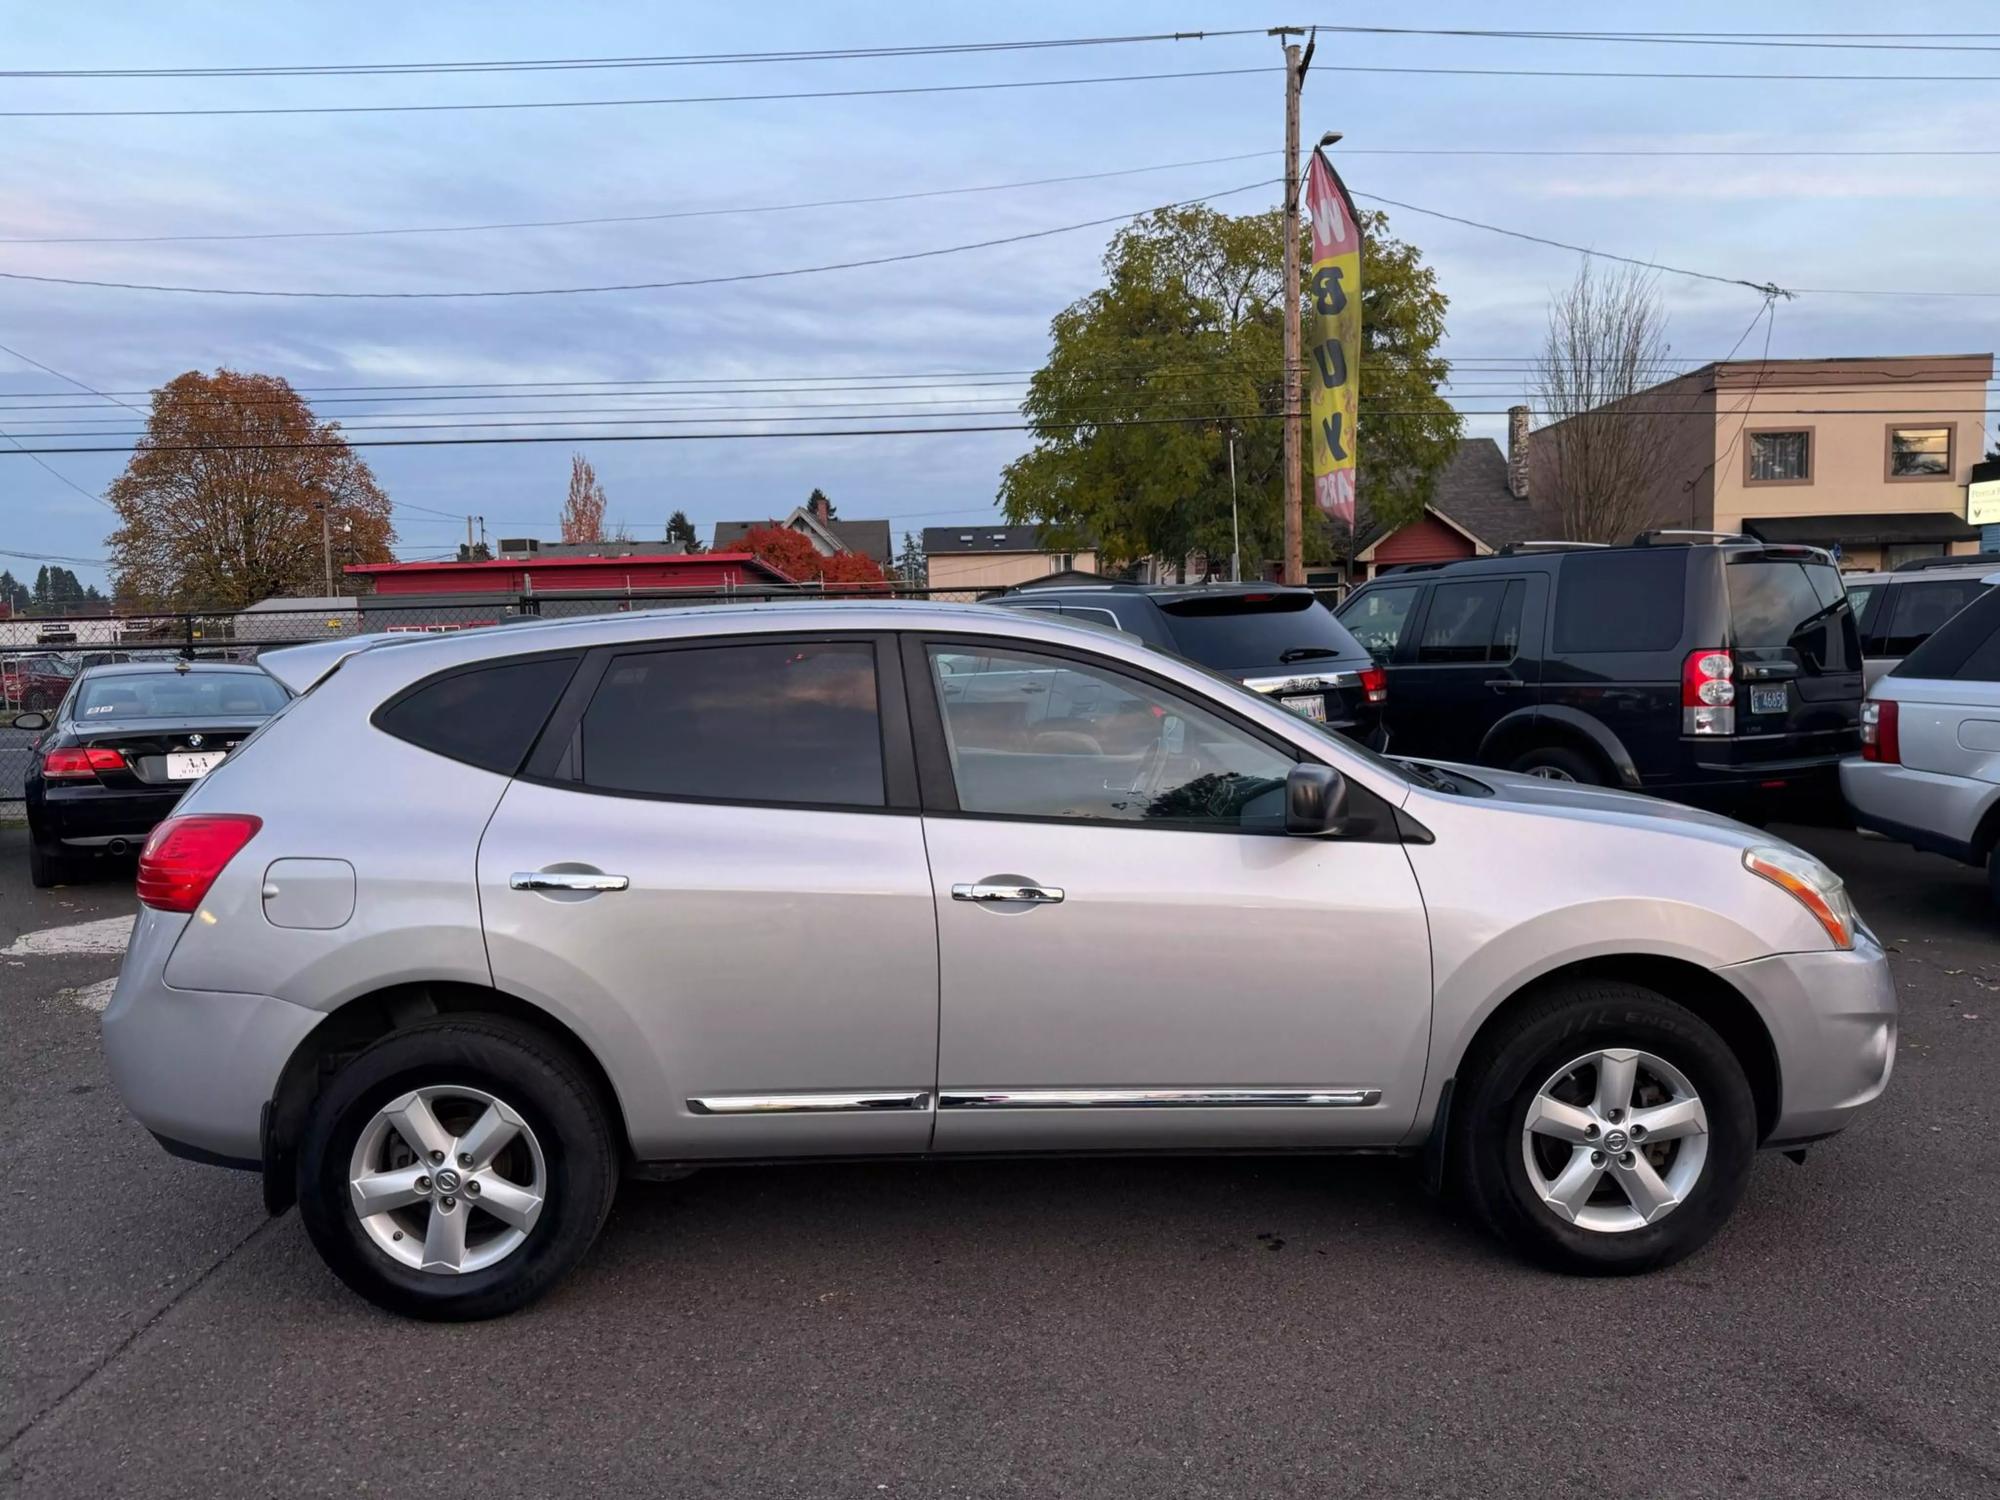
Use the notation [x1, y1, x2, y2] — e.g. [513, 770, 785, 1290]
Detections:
[1889, 426, 1953, 479]
[1746, 429, 1811, 483]
[577, 641, 885, 806]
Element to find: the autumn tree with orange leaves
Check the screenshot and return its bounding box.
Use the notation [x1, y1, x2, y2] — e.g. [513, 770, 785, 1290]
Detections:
[106, 369, 394, 608]
[560, 453, 609, 543]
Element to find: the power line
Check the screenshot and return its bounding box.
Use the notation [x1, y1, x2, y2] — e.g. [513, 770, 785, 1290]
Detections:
[0, 150, 1277, 246]
[0, 545, 109, 566]
[0, 65, 1278, 118]
[1315, 62, 2000, 82]
[0, 339, 134, 513]
[1311, 25, 2000, 53]
[5, 407, 1998, 458]
[0, 180, 1277, 299]
[0, 31, 1266, 79]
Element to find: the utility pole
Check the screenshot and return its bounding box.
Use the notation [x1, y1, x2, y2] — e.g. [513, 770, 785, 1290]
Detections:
[1227, 427, 1241, 582]
[1273, 26, 1313, 586]
[315, 496, 333, 596]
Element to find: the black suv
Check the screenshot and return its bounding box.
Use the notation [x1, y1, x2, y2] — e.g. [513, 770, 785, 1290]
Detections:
[1335, 536, 1862, 809]
[988, 582, 1387, 744]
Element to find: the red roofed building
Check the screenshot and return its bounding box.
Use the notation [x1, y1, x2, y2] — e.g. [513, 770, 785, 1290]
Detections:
[346, 549, 795, 596]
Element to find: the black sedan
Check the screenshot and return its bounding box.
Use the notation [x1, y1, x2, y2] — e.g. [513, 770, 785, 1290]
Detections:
[18, 661, 291, 887]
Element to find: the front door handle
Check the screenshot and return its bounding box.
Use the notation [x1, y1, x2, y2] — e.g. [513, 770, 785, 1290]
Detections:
[952, 881, 1065, 905]
[1483, 677, 1530, 692]
[510, 871, 630, 892]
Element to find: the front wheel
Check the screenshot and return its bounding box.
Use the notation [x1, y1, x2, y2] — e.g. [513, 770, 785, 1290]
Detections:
[1452, 981, 1756, 1274]
[297, 1016, 618, 1320]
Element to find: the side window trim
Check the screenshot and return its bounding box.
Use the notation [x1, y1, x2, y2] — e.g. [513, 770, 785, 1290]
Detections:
[902, 631, 1313, 831]
[519, 631, 918, 812]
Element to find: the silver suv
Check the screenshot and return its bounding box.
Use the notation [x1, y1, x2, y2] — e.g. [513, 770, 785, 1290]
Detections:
[103, 603, 1895, 1319]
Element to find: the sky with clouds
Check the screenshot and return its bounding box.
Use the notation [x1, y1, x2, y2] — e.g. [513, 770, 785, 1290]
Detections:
[1, 1, 1995, 590]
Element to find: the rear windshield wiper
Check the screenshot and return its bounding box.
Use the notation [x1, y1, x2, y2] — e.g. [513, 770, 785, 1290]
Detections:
[1278, 646, 1341, 663]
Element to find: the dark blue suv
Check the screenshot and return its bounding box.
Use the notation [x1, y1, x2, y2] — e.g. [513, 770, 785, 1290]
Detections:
[1335, 536, 1863, 810]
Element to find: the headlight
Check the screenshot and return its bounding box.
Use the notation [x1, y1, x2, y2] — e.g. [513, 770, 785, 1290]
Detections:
[1744, 845, 1856, 950]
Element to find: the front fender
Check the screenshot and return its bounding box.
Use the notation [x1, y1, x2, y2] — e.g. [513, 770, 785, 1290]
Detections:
[1479, 704, 1642, 788]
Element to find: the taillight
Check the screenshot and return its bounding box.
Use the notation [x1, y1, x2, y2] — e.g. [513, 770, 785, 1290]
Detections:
[42, 746, 127, 779]
[1681, 649, 1736, 736]
[136, 814, 262, 913]
[1359, 665, 1388, 704]
[1860, 699, 1900, 764]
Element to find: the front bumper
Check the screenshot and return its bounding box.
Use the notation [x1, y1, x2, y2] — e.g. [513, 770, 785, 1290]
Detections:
[1840, 756, 1994, 867]
[1721, 929, 1896, 1146]
[101, 910, 323, 1166]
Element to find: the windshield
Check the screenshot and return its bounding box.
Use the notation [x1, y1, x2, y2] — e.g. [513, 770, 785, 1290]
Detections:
[1727, 559, 1860, 672]
[1156, 593, 1365, 668]
[74, 671, 291, 720]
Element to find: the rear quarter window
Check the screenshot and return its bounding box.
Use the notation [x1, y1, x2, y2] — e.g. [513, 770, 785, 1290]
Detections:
[1552, 550, 1686, 654]
[375, 654, 581, 774]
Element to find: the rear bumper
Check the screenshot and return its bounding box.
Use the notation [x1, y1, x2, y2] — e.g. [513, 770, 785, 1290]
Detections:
[101, 911, 322, 1164]
[1721, 931, 1897, 1146]
[1840, 756, 1994, 866]
[35, 781, 185, 847]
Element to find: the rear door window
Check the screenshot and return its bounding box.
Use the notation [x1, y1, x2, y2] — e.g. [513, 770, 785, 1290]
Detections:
[1338, 584, 1422, 663]
[1726, 559, 1860, 673]
[1881, 578, 1989, 657]
[1415, 580, 1524, 664]
[377, 655, 580, 774]
[1552, 550, 1686, 653]
[1155, 593, 1363, 670]
[577, 640, 885, 807]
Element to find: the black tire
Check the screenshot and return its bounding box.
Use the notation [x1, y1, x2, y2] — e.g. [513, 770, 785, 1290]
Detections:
[27, 837, 69, 889]
[23, 690, 47, 711]
[297, 1016, 619, 1321]
[1451, 980, 1756, 1275]
[1508, 743, 1604, 785]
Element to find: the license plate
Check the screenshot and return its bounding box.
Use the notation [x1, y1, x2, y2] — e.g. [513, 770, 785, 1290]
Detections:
[1750, 685, 1788, 716]
[166, 750, 225, 781]
[1280, 694, 1327, 721]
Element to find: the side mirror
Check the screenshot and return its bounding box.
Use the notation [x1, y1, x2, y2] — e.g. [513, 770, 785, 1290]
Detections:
[1285, 762, 1350, 836]
[11, 711, 48, 732]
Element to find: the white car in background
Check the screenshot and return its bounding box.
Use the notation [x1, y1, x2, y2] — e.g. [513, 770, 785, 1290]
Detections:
[1844, 585, 2000, 903]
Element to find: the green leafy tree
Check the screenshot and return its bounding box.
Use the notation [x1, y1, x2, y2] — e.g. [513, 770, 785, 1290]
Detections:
[665, 509, 702, 553]
[0, 569, 26, 614]
[1000, 203, 1458, 571]
[896, 531, 927, 587]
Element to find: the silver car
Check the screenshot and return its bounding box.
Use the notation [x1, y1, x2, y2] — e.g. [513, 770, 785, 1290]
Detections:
[102, 603, 1895, 1319]
[1844, 582, 2000, 902]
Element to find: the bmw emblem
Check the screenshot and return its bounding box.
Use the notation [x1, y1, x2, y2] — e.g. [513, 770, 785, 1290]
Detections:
[187, 733, 204, 748]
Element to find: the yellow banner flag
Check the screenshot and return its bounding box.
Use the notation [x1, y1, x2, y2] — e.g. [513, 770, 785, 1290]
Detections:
[1303, 149, 1360, 526]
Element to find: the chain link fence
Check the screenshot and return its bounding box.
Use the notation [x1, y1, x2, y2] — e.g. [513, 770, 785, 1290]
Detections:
[1, 585, 998, 800]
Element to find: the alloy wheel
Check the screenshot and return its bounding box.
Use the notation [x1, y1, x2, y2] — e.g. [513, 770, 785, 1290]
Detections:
[348, 1085, 546, 1274]
[1520, 1048, 1709, 1233]
[1524, 764, 1576, 782]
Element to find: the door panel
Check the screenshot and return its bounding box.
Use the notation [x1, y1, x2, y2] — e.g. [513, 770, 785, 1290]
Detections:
[923, 816, 1432, 1151]
[912, 639, 1432, 1153]
[1389, 576, 1542, 761]
[480, 782, 939, 1158]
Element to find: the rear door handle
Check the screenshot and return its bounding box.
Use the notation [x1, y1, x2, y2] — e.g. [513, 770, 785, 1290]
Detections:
[510, 871, 630, 892]
[1483, 678, 1530, 691]
[952, 881, 1065, 905]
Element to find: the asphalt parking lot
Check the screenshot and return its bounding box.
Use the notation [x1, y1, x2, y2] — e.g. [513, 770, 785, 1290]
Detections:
[2, 819, 1996, 1498]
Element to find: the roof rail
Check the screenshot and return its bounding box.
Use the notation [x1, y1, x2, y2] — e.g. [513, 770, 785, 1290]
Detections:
[1372, 560, 1457, 576]
[1634, 529, 1749, 546]
[1891, 552, 2000, 573]
[1494, 540, 1607, 556]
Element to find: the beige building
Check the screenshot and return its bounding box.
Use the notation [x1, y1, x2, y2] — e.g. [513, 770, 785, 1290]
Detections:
[922, 525, 1097, 591]
[1525, 353, 1994, 570]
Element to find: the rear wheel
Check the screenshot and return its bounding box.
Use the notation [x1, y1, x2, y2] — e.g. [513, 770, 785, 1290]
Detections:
[297, 1016, 619, 1320]
[1508, 744, 1603, 785]
[1453, 980, 1755, 1274]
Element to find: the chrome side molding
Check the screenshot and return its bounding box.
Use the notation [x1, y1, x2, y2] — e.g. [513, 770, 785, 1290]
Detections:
[687, 1091, 931, 1116]
[939, 1087, 1383, 1110]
